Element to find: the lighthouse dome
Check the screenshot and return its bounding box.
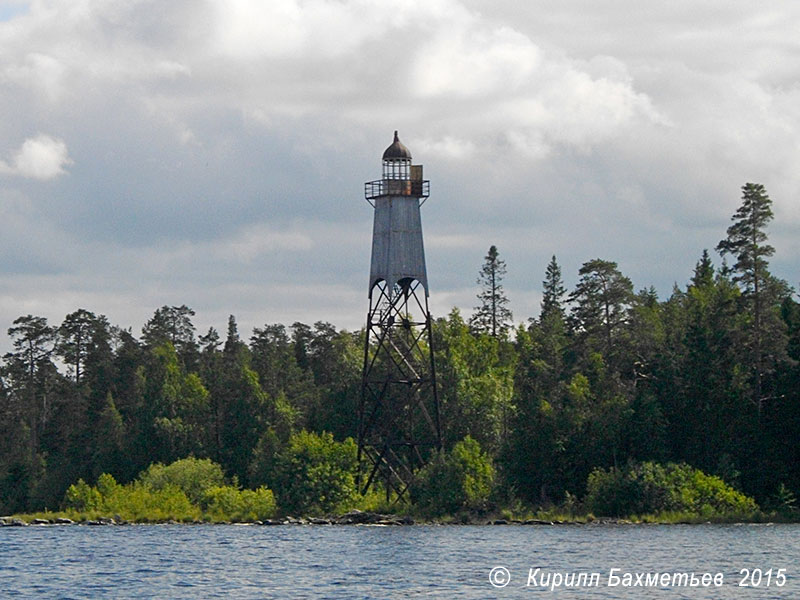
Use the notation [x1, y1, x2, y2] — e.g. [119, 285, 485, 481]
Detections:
[382, 131, 412, 161]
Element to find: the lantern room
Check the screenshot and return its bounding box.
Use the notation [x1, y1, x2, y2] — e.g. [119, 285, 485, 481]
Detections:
[365, 131, 429, 203]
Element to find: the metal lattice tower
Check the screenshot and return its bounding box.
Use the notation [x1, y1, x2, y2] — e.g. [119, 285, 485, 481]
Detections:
[358, 131, 441, 501]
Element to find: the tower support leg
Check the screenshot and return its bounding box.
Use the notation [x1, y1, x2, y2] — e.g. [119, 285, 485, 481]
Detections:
[357, 279, 441, 501]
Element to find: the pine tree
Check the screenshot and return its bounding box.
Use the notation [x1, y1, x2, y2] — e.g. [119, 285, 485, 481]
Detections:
[568, 258, 634, 359]
[716, 184, 774, 293]
[470, 245, 513, 338]
[715, 183, 788, 411]
[57, 309, 99, 385]
[4, 316, 58, 455]
[142, 305, 199, 370]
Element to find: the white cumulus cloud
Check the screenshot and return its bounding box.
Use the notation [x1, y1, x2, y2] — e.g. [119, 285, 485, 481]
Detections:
[0, 134, 72, 179]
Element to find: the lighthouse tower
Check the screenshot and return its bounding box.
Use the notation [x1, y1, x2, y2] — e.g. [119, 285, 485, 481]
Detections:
[358, 131, 441, 500]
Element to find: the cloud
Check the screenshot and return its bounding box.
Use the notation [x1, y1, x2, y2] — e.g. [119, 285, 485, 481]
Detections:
[1, 0, 800, 354]
[0, 134, 72, 179]
[3, 52, 66, 101]
[211, 0, 445, 59]
[412, 26, 541, 98]
[0, 1, 662, 164]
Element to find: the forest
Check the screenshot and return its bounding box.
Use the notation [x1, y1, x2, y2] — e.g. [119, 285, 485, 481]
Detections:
[1, 182, 798, 520]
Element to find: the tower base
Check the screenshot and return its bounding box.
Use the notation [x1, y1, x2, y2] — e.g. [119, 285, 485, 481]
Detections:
[357, 278, 441, 501]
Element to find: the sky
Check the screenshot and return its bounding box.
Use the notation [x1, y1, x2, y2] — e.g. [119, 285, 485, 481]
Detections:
[1, 0, 799, 350]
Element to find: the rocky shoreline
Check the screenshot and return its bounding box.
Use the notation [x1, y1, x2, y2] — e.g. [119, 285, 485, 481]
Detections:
[0, 511, 638, 527]
[0, 511, 414, 527]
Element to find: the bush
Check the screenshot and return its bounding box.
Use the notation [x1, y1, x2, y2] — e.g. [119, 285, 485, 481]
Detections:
[273, 430, 358, 515]
[585, 461, 758, 517]
[65, 473, 199, 521]
[64, 479, 102, 512]
[413, 436, 495, 515]
[106, 482, 198, 522]
[201, 486, 277, 521]
[61, 459, 278, 522]
[138, 457, 225, 504]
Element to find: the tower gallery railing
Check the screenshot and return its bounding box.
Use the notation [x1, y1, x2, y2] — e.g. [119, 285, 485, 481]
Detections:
[365, 179, 430, 202]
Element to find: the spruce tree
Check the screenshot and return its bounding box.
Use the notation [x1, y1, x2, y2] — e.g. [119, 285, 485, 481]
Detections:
[541, 255, 567, 321]
[470, 245, 513, 338]
[691, 249, 715, 289]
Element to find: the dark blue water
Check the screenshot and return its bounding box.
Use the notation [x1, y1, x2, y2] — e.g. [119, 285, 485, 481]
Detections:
[1, 523, 798, 598]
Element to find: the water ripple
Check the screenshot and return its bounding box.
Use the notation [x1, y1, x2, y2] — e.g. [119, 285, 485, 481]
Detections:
[1, 523, 799, 598]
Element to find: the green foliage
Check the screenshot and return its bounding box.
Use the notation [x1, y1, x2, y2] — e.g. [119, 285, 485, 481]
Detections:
[3, 185, 800, 520]
[57, 309, 102, 385]
[273, 431, 358, 515]
[716, 183, 775, 293]
[540, 255, 567, 321]
[61, 459, 277, 522]
[64, 472, 198, 521]
[64, 479, 102, 512]
[141, 305, 198, 368]
[715, 183, 790, 416]
[137, 457, 225, 504]
[105, 483, 199, 522]
[434, 309, 515, 454]
[145, 343, 211, 462]
[247, 427, 285, 488]
[413, 436, 495, 515]
[201, 486, 277, 521]
[470, 245, 513, 338]
[775, 483, 796, 509]
[568, 258, 634, 363]
[585, 461, 758, 517]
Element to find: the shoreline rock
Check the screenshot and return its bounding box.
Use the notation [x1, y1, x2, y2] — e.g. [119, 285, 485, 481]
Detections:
[333, 510, 413, 526]
[6, 510, 754, 527]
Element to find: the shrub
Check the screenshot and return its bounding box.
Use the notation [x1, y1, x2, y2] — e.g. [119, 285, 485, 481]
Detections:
[61, 458, 280, 522]
[64, 473, 200, 522]
[138, 457, 225, 504]
[64, 479, 102, 512]
[201, 486, 277, 521]
[96, 472, 120, 498]
[413, 436, 495, 515]
[273, 430, 358, 515]
[585, 461, 758, 517]
[114, 483, 198, 521]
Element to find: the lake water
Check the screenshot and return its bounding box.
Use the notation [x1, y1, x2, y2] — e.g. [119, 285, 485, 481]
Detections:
[1, 523, 798, 598]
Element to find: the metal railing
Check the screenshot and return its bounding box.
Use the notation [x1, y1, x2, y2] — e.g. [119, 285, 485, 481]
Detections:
[365, 179, 430, 202]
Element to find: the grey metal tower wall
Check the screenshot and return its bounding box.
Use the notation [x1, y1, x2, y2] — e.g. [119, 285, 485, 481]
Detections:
[369, 195, 428, 295]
